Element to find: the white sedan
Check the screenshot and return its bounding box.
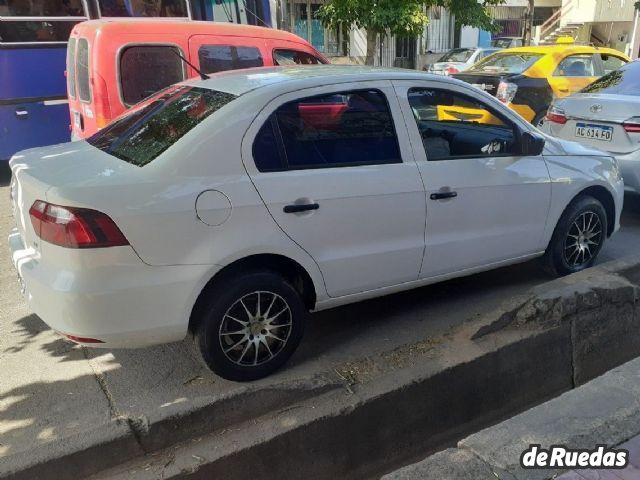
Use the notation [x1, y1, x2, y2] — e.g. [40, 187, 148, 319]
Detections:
[542, 60, 640, 192]
[9, 66, 624, 381]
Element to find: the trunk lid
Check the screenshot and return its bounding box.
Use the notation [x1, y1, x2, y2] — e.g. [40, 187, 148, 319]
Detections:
[452, 72, 506, 97]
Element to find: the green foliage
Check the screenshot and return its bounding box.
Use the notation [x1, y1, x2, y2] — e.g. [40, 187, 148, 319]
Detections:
[635, 0, 640, 11]
[317, 0, 505, 37]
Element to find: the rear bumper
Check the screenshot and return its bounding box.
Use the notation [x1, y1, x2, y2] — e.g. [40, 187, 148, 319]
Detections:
[8, 227, 218, 348]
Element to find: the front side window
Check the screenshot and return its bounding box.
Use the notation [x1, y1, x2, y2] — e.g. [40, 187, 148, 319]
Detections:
[408, 87, 516, 161]
[120, 45, 184, 106]
[97, 0, 187, 17]
[198, 45, 263, 74]
[87, 86, 237, 167]
[253, 90, 401, 171]
[468, 53, 542, 75]
[600, 54, 627, 74]
[66, 37, 77, 98]
[273, 49, 324, 65]
[554, 54, 597, 77]
[581, 61, 640, 96]
[76, 37, 90, 102]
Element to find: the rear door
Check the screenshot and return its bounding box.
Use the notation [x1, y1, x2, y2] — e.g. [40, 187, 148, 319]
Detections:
[548, 53, 599, 98]
[242, 82, 427, 297]
[189, 35, 266, 74]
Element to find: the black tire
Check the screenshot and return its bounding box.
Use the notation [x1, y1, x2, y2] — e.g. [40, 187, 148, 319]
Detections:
[542, 195, 607, 276]
[533, 111, 546, 128]
[192, 270, 306, 381]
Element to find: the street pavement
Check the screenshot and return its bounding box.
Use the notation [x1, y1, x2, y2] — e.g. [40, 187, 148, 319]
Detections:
[1, 160, 640, 476]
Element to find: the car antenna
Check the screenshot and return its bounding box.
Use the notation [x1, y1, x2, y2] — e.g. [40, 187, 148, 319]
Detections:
[173, 50, 210, 80]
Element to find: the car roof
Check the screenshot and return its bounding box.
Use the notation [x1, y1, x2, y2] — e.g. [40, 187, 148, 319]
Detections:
[72, 19, 308, 43]
[495, 45, 629, 57]
[187, 65, 458, 96]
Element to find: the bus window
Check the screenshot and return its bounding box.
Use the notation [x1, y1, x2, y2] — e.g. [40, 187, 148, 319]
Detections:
[120, 45, 184, 105]
[76, 37, 90, 102]
[67, 37, 77, 98]
[0, 0, 85, 42]
[98, 0, 188, 17]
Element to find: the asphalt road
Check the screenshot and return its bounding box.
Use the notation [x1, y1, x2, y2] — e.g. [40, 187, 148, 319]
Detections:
[1, 159, 639, 475]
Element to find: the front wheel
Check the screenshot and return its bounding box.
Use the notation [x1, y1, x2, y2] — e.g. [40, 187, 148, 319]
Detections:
[193, 271, 306, 381]
[542, 195, 607, 276]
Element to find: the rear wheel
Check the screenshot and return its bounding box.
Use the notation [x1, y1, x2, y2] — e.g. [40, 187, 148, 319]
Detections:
[542, 195, 607, 276]
[192, 271, 306, 381]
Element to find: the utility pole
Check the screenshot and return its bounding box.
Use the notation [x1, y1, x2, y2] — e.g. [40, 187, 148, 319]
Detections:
[523, 0, 535, 45]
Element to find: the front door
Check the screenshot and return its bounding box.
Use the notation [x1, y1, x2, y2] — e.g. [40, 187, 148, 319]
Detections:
[394, 80, 552, 278]
[242, 82, 427, 297]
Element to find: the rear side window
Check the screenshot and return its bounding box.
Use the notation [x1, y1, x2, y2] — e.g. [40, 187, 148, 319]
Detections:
[253, 90, 401, 171]
[198, 45, 263, 74]
[600, 54, 627, 74]
[87, 86, 237, 167]
[76, 38, 91, 102]
[120, 45, 184, 106]
[582, 61, 640, 96]
[273, 49, 324, 65]
[554, 54, 597, 77]
[67, 37, 77, 99]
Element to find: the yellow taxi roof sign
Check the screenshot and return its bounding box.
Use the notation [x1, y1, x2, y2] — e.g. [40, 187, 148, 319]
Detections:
[556, 36, 575, 44]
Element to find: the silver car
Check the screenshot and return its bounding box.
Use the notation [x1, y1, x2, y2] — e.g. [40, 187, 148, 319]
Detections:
[424, 47, 501, 76]
[542, 60, 640, 193]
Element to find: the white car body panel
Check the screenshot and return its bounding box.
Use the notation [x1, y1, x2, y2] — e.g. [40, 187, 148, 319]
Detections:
[7, 66, 625, 348]
[542, 92, 640, 192]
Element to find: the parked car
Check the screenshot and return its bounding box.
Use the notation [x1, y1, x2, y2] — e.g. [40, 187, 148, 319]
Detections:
[424, 47, 501, 75]
[542, 60, 640, 193]
[66, 19, 328, 140]
[10, 66, 623, 381]
[491, 37, 524, 49]
[453, 43, 629, 126]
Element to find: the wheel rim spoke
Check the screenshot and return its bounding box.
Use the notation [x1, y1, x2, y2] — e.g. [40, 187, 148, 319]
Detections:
[564, 210, 602, 267]
[218, 291, 292, 367]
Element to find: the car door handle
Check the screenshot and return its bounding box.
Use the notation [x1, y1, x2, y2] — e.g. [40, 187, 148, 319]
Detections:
[430, 191, 458, 200]
[283, 203, 320, 213]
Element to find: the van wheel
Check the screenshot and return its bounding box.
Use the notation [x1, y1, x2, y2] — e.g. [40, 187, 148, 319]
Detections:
[542, 195, 607, 276]
[192, 271, 306, 381]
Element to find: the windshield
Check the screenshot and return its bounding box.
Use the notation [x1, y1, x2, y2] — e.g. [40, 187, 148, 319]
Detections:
[467, 53, 543, 74]
[581, 62, 640, 96]
[492, 38, 519, 48]
[439, 49, 474, 63]
[87, 86, 237, 167]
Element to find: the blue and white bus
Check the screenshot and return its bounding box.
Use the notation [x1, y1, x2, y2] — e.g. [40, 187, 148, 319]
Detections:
[0, 0, 272, 161]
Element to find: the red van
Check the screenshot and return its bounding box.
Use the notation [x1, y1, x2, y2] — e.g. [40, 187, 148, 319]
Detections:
[66, 19, 328, 139]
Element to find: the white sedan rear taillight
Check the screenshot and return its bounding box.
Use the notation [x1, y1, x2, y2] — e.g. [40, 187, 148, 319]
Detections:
[29, 200, 129, 249]
[546, 104, 568, 125]
[623, 117, 640, 133]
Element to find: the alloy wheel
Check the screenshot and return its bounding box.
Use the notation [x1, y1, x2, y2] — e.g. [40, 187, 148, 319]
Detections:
[564, 211, 602, 267]
[218, 291, 292, 367]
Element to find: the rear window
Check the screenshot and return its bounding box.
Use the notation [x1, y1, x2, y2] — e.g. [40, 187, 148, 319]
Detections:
[67, 37, 77, 99]
[76, 37, 90, 102]
[198, 45, 263, 74]
[581, 61, 640, 96]
[467, 53, 542, 75]
[87, 86, 236, 167]
[120, 45, 184, 106]
[439, 49, 474, 63]
[273, 49, 324, 65]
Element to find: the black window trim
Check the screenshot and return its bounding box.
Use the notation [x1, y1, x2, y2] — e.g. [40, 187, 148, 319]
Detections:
[253, 88, 404, 172]
[116, 42, 187, 108]
[76, 36, 92, 104]
[408, 86, 524, 162]
[272, 47, 327, 66]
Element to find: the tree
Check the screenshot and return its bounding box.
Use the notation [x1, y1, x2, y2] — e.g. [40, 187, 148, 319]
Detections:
[317, 0, 504, 66]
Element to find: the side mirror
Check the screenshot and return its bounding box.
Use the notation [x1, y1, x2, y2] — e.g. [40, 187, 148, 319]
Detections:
[521, 131, 545, 156]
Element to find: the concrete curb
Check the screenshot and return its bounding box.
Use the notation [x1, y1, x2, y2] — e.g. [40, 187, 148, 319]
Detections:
[383, 356, 640, 480]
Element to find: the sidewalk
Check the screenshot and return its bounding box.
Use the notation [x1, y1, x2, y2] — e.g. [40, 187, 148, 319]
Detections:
[383, 356, 640, 480]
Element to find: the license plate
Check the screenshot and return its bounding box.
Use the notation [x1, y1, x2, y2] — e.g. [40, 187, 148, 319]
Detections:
[575, 123, 613, 142]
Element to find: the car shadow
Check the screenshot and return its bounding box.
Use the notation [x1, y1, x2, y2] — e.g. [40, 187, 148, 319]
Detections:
[0, 161, 10, 187]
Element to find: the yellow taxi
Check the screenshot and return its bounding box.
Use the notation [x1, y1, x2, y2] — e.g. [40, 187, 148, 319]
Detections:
[453, 40, 629, 126]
